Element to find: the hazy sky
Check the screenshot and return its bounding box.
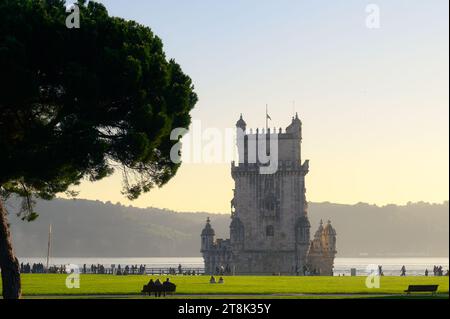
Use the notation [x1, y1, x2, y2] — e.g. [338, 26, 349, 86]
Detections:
[65, 0, 449, 212]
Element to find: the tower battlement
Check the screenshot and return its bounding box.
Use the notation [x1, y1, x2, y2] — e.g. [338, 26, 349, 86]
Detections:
[235, 114, 305, 167]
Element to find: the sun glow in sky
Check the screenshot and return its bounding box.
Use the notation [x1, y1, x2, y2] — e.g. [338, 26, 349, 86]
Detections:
[64, 0, 449, 213]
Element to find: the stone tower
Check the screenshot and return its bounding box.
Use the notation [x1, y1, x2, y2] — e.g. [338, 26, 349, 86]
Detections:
[229, 113, 310, 274]
[201, 115, 337, 275]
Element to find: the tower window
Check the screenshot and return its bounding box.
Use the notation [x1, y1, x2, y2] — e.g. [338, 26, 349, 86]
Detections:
[266, 225, 274, 237]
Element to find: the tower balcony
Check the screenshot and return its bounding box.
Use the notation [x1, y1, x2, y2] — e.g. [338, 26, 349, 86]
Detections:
[231, 160, 309, 175]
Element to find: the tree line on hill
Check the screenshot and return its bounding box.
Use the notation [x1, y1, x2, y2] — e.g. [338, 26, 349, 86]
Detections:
[8, 198, 449, 258]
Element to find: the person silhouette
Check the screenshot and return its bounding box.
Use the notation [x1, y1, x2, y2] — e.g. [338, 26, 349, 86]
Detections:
[401, 265, 406, 276]
[153, 279, 163, 297]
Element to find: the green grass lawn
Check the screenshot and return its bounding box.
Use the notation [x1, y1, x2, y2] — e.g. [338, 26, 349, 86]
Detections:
[1, 275, 448, 297]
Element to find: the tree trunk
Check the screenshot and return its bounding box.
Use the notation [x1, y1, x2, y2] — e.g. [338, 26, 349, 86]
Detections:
[0, 199, 21, 299]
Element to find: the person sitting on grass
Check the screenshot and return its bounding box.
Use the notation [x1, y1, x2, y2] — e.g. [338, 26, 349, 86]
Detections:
[209, 276, 216, 284]
[218, 277, 224, 284]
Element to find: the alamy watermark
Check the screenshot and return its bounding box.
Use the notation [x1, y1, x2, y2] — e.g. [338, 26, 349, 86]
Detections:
[170, 121, 279, 174]
[365, 4, 381, 29]
[365, 264, 381, 289]
[65, 264, 81, 289]
[65, 4, 80, 29]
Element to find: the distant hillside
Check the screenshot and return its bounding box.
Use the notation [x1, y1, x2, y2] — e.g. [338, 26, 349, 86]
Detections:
[6, 198, 449, 258]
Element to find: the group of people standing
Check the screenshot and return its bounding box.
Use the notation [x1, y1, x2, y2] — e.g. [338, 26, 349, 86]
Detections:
[111, 264, 146, 275]
[20, 263, 70, 274]
[300, 265, 321, 276]
[401, 265, 448, 277]
[20, 262, 449, 277]
[214, 264, 232, 276]
[82, 264, 147, 275]
[20, 263, 45, 274]
[82, 264, 109, 274]
[167, 264, 199, 276]
[425, 265, 448, 277]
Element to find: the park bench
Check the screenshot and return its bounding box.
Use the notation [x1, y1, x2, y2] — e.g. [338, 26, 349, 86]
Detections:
[142, 282, 176, 297]
[404, 285, 439, 295]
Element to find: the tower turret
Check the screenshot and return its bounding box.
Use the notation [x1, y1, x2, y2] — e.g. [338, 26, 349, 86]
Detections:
[236, 114, 247, 132]
[322, 220, 337, 254]
[235, 114, 247, 165]
[201, 217, 215, 252]
[314, 220, 324, 239]
[285, 113, 302, 137]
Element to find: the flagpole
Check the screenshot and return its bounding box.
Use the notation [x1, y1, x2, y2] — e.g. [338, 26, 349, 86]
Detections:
[266, 104, 268, 132]
[46, 223, 52, 272]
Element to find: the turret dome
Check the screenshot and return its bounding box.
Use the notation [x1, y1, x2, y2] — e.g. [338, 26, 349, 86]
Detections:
[323, 220, 336, 236]
[314, 219, 324, 239]
[236, 114, 247, 130]
[201, 217, 215, 236]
